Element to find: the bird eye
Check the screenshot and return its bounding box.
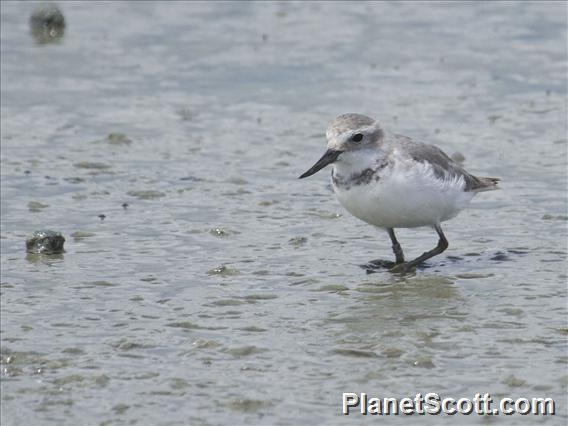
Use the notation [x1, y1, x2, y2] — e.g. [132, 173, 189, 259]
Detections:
[351, 133, 363, 142]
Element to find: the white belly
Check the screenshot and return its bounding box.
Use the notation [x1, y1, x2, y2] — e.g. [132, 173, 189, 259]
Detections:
[332, 162, 475, 229]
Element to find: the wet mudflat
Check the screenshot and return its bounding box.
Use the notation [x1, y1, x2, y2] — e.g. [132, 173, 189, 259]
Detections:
[1, 2, 566, 425]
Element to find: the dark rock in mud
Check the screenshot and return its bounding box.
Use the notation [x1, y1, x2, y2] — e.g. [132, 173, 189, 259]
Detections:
[73, 162, 111, 170]
[107, 133, 132, 145]
[26, 230, 65, 254]
[29, 3, 65, 44]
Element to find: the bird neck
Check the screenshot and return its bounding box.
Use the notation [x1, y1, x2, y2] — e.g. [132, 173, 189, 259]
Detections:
[333, 149, 385, 178]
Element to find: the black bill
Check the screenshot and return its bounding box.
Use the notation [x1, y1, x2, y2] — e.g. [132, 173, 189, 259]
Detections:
[299, 149, 342, 179]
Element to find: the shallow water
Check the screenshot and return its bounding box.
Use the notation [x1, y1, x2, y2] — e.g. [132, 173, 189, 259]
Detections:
[1, 1, 567, 425]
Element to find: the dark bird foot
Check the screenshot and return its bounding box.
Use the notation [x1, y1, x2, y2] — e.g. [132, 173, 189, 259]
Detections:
[389, 262, 414, 274]
[362, 259, 396, 274]
[389, 261, 440, 274]
[362, 259, 438, 275]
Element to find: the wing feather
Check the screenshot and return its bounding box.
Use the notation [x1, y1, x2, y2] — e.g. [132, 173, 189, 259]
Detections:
[393, 134, 499, 192]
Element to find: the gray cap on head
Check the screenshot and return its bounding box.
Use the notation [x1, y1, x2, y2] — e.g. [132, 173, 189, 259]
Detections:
[325, 113, 384, 153]
[327, 113, 376, 137]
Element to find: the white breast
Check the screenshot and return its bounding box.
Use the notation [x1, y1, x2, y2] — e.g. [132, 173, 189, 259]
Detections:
[332, 158, 475, 229]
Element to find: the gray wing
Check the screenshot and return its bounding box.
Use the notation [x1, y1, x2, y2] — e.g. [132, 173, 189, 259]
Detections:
[394, 134, 499, 192]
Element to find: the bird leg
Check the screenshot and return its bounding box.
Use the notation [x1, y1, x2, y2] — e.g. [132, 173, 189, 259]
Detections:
[365, 228, 404, 270]
[391, 225, 448, 273]
[387, 228, 405, 264]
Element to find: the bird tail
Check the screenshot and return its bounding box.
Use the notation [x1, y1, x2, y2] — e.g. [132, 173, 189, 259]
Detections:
[472, 176, 500, 192]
